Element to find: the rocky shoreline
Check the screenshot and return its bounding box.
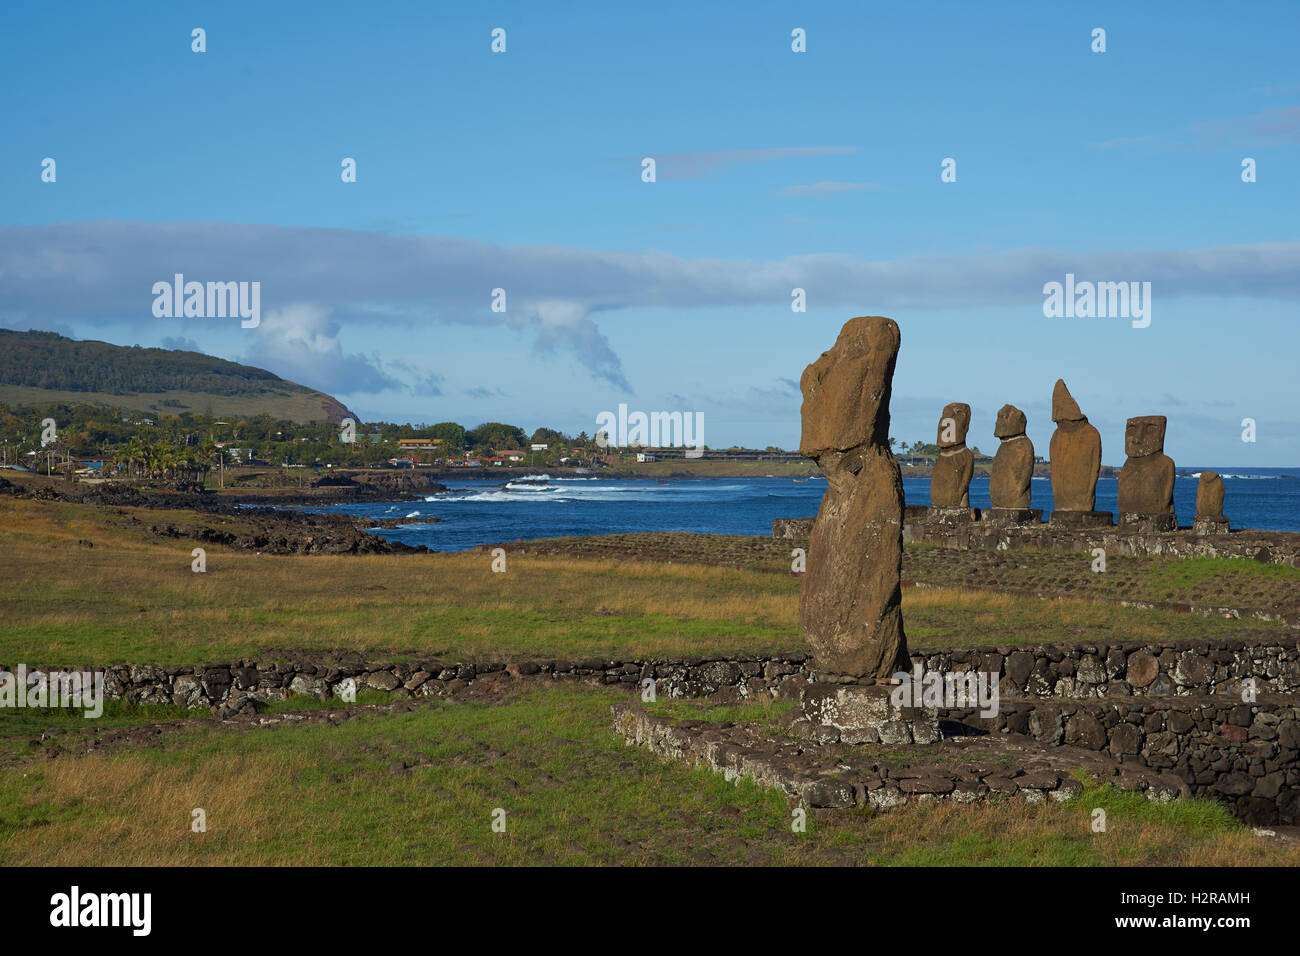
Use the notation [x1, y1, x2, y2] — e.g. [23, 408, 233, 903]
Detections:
[0, 474, 439, 555]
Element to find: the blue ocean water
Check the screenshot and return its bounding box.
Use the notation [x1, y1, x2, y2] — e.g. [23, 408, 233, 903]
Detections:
[299, 467, 1300, 552]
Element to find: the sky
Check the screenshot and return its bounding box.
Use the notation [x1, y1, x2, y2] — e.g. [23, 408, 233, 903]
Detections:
[1, 0, 1298, 464]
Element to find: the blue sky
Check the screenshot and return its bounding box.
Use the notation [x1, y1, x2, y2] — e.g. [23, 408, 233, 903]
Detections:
[2, 0, 1298, 464]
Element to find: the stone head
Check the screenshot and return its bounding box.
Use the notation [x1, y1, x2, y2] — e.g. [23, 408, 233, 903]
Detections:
[1125, 415, 1167, 458]
[799, 316, 900, 458]
[994, 404, 1027, 439]
[936, 403, 971, 448]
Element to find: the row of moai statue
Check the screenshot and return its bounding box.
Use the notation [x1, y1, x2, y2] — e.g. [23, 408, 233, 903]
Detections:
[928, 379, 1229, 533]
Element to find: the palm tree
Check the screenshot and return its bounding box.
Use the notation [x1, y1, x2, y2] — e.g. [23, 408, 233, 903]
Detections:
[197, 437, 218, 486]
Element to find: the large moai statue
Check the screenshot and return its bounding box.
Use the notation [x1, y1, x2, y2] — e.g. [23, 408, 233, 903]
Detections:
[988, 403, 1035, 515]
[798, 315, 908, 679]
[929, 402, 973, 509]
[1194, 470, 1228, 534]
[1048, 379, 1107, 525]
[1117, 415, 1176, 531]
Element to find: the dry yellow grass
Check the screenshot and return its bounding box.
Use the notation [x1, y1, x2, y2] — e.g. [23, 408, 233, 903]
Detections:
[0, 496, 1278, 665]
[850, 791, 1300, 866]
[6, 734, 1297, 866]
[2, 751, 288, 866]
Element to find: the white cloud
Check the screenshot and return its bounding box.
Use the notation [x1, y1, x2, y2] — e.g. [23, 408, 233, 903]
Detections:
[243, 304, 401, 394]
[1196, 105, 1300, 146]
[3, 221, 1300, 391]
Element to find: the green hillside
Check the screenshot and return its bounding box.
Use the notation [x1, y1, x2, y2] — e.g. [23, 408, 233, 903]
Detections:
[0, 329, 355, 424]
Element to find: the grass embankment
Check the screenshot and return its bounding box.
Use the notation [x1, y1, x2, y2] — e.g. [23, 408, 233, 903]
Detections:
[1, 498, 1287, 666]
[2, 686, 1293, 866]
[503, 532, 1300, 611]
[903, 545, 1300, 613]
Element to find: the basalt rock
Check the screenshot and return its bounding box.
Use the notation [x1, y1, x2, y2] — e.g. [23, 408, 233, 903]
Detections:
[1048, 380, 1102, 512]
[798, 316, 909, 679]
[989, 403, 1034, 509]
[1197, 471, 1225, 518]
[1194, 470, 1229, 534]
[1117, 416, 1175, 516]
[930, 402, 973, 508]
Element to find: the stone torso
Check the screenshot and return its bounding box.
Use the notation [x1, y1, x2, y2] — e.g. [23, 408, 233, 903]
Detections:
[1049, 419, 1101, 511]
[990, 434, 1034, 509]
[1118, 453, 1174, 514]
[800, 446, 906, 677]
[930, 445, 974, 508]
[1196, 471, 1225, 517]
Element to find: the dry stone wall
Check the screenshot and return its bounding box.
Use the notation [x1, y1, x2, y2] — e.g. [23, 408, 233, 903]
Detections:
[23, 635, 1296, 714]
[940, 695, 1300, 824]
[21, 634, 1295, 823]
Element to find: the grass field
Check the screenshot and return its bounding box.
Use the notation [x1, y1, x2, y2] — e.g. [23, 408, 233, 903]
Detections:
[1, 497, 1288, 665]
[3, 494, 1296, 866]
[3, 686, 1295, 866]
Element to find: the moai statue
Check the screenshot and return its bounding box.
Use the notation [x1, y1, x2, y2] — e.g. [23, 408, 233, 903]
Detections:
[798, 316, 908, 679]
[1194, 470, 1228, 534]
[988, 403, 1035, 514]
[1117, 415, 1176, 531]
[929, 402, 973, 509]
[1048, 379, 1106, 524]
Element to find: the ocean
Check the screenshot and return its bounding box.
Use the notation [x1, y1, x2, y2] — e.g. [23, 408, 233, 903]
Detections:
[297, 467, 1300, 552]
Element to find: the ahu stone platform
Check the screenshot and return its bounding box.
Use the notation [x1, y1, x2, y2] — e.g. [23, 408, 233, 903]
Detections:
[612, 701, 1187, 813]
[772, 512, 1300, 568]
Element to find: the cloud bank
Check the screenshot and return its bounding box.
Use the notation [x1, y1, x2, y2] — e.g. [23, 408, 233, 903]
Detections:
[2, 221, 1299, 392]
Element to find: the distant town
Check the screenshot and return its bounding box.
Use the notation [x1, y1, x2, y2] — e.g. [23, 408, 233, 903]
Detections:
[0, 401, 1007, 482]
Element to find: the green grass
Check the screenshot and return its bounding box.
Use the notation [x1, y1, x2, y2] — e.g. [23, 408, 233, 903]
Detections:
[0, 698, 196, 761]
[2, 685, 1290, 867]
[2, 497, 1288, 666]
[1140, 555, 1299, 603]
[643, 695, 797, 727]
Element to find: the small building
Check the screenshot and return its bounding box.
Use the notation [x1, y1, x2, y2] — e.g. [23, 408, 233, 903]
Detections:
[398, 438, 444, 451]
[636, 453, 656, 463]
[530, 443, 548, 451]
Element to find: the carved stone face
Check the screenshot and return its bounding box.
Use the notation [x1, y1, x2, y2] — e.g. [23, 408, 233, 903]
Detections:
[799, 316, 900, 459]
[936, 402, 971, 448]
[1125, 415, 1167, 457]
[994, 404, 1027, 439]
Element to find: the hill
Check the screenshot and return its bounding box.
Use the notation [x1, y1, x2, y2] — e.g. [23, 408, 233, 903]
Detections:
[0, 329, 356, 423]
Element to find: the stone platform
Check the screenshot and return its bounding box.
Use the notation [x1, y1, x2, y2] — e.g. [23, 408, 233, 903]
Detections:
[1050, 510, 1114, 527]
[799, 683, 940, 745]
[1119, 512, 1178, 533]
[775, 514, 1299, 567]
[612, 702, 1185, 811]
[984, 507, 1043, 524]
